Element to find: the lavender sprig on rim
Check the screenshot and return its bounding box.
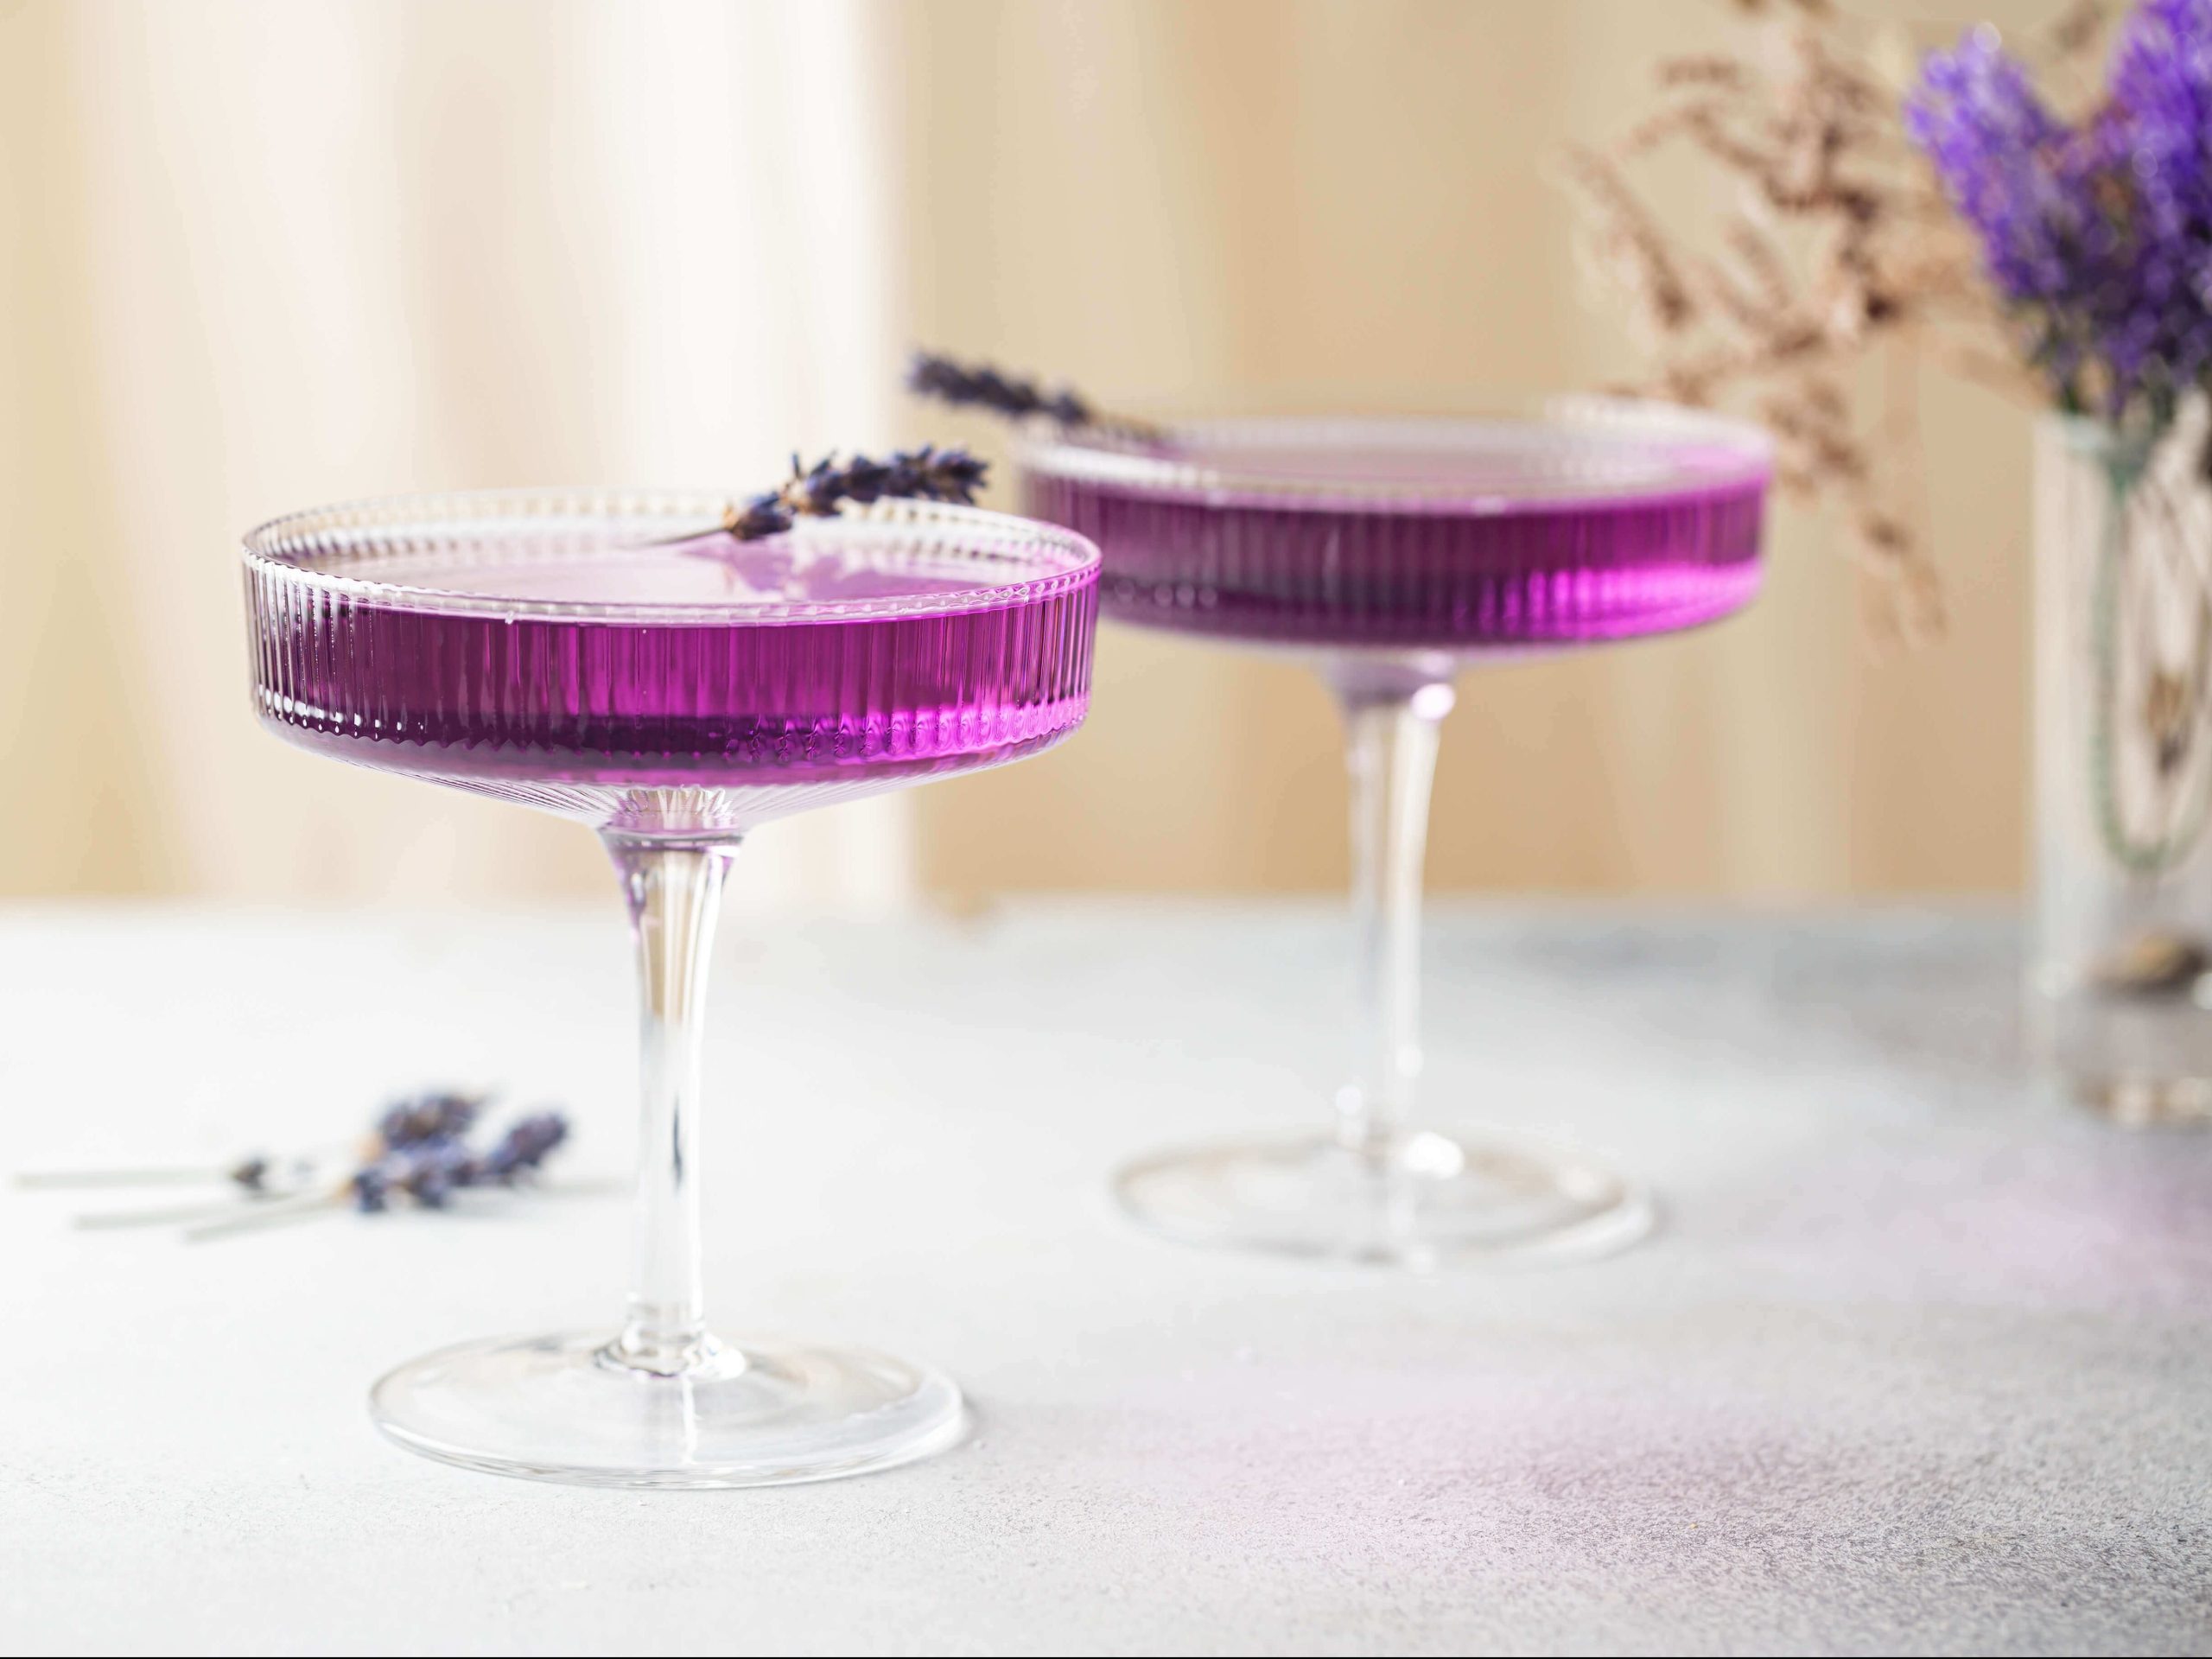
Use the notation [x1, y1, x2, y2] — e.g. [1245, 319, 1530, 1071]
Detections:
[708, 445, 993, 542]
[907, 349, 1164, 443]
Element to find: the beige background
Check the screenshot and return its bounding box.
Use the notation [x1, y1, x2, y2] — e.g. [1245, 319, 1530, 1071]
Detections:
[0, 0, 2051, 906]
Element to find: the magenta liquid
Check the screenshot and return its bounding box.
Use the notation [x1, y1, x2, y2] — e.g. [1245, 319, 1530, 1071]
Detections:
[245, 518, 1097, 795]
[1020, 419, 1767, 648]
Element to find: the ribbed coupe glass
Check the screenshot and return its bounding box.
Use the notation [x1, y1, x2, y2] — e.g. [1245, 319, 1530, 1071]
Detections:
[243, 489, 1098, 1486]
[1020, 402, 1770, 1268]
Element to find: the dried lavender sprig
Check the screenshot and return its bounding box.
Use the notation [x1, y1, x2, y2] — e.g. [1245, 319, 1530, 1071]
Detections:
[907, 349, 1162, 442]
[26, 1090, 576, 1239]
[23, 1090, 478, 1197]
[352, 1109, 572, 1213]
[713, 445, 992, 543]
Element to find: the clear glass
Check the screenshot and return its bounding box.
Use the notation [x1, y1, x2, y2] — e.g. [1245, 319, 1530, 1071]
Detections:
[242, 489, 1098, 1484]
[1021, 404, 1770, 1267]
[2033, 408, 2212, 1125]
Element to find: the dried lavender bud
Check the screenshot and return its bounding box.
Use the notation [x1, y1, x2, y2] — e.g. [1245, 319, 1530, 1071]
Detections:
[352, 1165, 391, 1213]
[480, 1112, 569, 1184]
[340, 1098, 572, 1216]
[227, 1155, 270, 1192]
[389, 1138, 481, 1209]
[791, 454, 845, 516]
[722, 492, 794, 540]
[832, 454, 893, 505]
[928, 445, 989, 498]
[378, 1090, 484, 1150]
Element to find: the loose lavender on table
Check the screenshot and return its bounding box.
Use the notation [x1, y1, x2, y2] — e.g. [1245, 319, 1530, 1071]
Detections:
[18, 1088, 575, 1237]
[350, 1109, 569, 1214]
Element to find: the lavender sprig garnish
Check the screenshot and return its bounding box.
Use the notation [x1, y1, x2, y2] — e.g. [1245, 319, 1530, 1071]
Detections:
[709, 445, 992, 543]
[907, 349, 1162, 443]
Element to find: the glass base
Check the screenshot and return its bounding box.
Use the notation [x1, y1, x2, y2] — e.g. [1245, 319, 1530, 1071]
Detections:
[369, 1331, 964, 1489]
[1113, 1128, 1654, 1269]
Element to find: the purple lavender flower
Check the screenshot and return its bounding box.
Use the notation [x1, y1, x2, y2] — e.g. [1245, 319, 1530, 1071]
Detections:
[395, 1138, 482, 1208]
[716, 447, 990, 543]
[346, 1103, 569, 1213]
[726, 491, 794, 540]
[1907, 29, 2075, 305]
[480, 1113, 569, 1184]
[1907, 2, 2212, 428]
[2106, 0, 2212, 398]
[377, 1090, 483, 1150]
[351, 1164, 392, 1213]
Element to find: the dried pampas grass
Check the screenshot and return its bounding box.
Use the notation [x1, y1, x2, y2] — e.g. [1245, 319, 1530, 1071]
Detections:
[1569, 0, 2111, 643]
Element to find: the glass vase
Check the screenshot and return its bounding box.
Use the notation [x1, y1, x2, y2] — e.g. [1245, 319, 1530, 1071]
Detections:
[2032, 407, 2212, 1124]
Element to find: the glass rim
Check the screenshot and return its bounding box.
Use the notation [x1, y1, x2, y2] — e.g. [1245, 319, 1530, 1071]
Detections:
[1013, 397, 1775, 514]
[240, 486, 1101, 625]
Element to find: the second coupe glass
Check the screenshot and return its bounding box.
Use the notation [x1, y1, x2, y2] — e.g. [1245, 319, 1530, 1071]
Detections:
[1020, 404, 1770, 1268]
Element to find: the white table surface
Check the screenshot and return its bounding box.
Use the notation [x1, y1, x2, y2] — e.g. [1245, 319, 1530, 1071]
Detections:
[2, 900, 2207, 1656]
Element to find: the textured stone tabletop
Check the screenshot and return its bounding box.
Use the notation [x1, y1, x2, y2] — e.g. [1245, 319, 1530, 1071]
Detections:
[2, 902, 2207, 1656]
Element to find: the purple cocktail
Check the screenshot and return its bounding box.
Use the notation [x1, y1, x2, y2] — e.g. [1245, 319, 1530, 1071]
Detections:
[250, 497, 1095, 823]
[244, 489, 1098, 1486]
[1022, 410, 1764, 647]
[1019, 404, 1770, 1268]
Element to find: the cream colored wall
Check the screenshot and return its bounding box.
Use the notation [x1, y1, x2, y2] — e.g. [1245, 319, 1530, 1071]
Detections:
[0, 0, 912, 907]
[1, 0, 2052, 904]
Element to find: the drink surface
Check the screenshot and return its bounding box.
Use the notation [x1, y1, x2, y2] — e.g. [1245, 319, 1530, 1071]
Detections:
[1018, 412, 1770, 648]
[244, 498, 1098, 797]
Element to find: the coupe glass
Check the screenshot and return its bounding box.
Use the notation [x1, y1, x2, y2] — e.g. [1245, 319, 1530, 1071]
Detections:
[242, 489, 1098, 1486]
[1020, 402, 1770, 1268]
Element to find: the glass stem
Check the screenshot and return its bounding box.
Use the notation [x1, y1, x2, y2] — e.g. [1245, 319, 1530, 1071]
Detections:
[1332, 660, 1454, 1157]
[603, 834, 740, 1375]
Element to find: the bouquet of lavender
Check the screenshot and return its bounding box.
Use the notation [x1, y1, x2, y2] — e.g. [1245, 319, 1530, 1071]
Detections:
[1912, 1, 2212, 868]
[1907, 0, 2212, 443]
[1914, 3, 2212, 1050]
